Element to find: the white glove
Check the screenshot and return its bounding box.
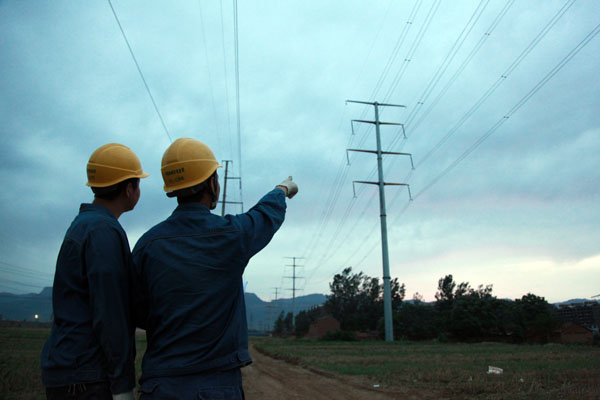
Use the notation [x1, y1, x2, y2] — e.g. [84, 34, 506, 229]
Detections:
[276, 176, 298, 199]
[113, 391, 134, 400]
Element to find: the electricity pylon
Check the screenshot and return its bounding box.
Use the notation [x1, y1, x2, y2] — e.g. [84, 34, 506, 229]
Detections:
[220, 160, 243, 216]
[284, 256, 304, 328]
[346, 100, 413, 342]
[266, 287, 280, 332]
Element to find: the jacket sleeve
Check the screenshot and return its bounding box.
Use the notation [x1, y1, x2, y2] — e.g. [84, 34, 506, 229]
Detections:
[237, 188, 287, 258]
[85, 225, 136, 394]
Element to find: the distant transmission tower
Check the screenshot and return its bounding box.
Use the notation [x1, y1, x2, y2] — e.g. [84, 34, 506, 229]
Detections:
[284, 257, 304, 327]
[220, 160, 243, 216]
[265, 287, 280, 332]
[346, 100, 413, 343]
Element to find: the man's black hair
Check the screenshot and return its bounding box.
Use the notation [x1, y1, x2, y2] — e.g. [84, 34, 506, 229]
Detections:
[92, 178, 139, 201]
[175, 172, 217, 204]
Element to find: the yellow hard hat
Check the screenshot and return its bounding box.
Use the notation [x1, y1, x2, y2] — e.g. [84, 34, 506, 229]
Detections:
[161, 137, 221, 193]
[86, 143, 149, 187]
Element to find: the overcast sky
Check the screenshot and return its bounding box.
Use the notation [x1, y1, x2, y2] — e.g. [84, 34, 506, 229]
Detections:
[1, 0, 599, 303]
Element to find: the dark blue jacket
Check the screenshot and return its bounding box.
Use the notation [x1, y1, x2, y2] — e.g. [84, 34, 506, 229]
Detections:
[131, 189, 286, 381]
[41, 204, 136, 394]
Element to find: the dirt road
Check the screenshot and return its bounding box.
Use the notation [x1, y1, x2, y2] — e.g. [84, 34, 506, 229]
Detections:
[242, 343, 437, 400]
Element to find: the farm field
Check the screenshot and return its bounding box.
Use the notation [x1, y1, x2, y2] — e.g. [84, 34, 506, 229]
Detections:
[252, 337, 600, 400]
[1, 326, 599, 399]
[0, 327, 146, 400]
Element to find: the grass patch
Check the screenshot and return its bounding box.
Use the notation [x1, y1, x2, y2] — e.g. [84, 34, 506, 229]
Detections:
[0, 327, 49, 400]
[0, 327, 147, 400]
[253, 337, 600, 399]
[2, 327, 598, 400]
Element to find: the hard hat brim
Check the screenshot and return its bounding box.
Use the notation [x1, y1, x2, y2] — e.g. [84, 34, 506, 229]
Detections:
[86, 168, 149, 187]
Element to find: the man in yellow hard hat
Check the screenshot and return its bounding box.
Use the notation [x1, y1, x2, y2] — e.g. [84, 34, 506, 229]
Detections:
[132, 137, 297, 399]
[41, 143, 148, 400]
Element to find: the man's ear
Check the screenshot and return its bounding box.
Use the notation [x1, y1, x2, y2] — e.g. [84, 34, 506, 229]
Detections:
[124, 182, 136, 201]
[210, 175, 218, 194]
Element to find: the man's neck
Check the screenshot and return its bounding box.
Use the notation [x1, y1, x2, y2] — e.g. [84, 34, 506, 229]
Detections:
[92, 198, 125, 219]
[177, 194, 213, 209]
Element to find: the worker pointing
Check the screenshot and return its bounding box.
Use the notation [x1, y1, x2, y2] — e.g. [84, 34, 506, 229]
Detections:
[132, 137, 297, 399]
[41, 143, 148, 400]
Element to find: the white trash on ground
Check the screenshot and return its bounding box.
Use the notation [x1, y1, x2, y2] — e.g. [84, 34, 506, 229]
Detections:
[487, 366, 503, 374]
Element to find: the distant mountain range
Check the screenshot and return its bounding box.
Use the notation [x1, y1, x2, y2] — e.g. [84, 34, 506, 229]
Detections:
[0, 287, 327, 331]
[245, 292, 328, 331]
[0, 287, 53, 322]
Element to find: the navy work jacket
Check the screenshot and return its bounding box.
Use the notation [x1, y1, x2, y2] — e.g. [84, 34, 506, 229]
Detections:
[41, 204, 136, 394]
[131, 188, 286, 382]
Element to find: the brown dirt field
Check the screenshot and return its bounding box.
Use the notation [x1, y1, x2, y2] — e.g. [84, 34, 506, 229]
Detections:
[242, 343, 441, 400]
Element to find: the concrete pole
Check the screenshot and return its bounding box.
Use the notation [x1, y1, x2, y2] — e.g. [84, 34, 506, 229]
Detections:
[374, 103, 394, 342]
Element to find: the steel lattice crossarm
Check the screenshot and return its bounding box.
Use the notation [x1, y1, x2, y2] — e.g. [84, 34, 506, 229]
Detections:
[346, 149, 414, 169]
[352, 180, 412, 201]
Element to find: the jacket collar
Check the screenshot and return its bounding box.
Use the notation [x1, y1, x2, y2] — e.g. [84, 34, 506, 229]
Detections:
[172, 202, 212, 215]
[79, 203, 116, 219]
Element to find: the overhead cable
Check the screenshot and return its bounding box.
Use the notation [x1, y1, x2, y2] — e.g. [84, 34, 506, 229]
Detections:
[403, 0, 490, 128]
[107, 0, 172, 142]
[198, 1, 224, 155]
[219, 0, 234, 158]
[233, 0, 244, 210]
[406, 0, 516, 135]
[0, 260, 54, 279]
[382, 0, 442, 104]
[415, 0, 576, 169]
[304, 0, 429, 255]
[318, 0, 578, 284]
[415, 21, 600, 199]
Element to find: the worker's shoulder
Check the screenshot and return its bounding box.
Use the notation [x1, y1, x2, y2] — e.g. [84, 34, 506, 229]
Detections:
[67, 207, 123, 238]
[132, 219, 169, 250]
[133, 213, 241, 250]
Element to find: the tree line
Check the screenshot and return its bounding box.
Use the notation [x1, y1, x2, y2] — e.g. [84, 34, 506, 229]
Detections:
[273, 268, 561, 342]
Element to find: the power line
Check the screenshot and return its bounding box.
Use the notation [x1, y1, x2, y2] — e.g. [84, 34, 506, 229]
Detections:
[304, 0, 474, 289]
[0, 260, 54, 279]
[382, 0, 442, 104]
[0, 282, 40, 293]
[233, 0, 244, 211]
[107, 0, 172, 143]
[406, 0, 516, 135]
[0, 276, 45, 289]
[304, 2, 589, 298]
[311, 1, 583, 290]
[308, 141, 414, 281]
[303, 0, 437, 269]
[351, 1, 587, 273]
[198, 1, 224, 154]
[415, 21, 600, 199]
[302, 102, 407, 267]
[368, 0, 423, 106]
[304, 0, 443, 281]
[403, 0, 490, 128]
[219, 0, 234, 159]
[302, 1, 423, 265]
[415, 0, 575, 169]
[345, 0, 423, 147]
[342, 4, 594, 278]
[372, 0, 515, 204]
